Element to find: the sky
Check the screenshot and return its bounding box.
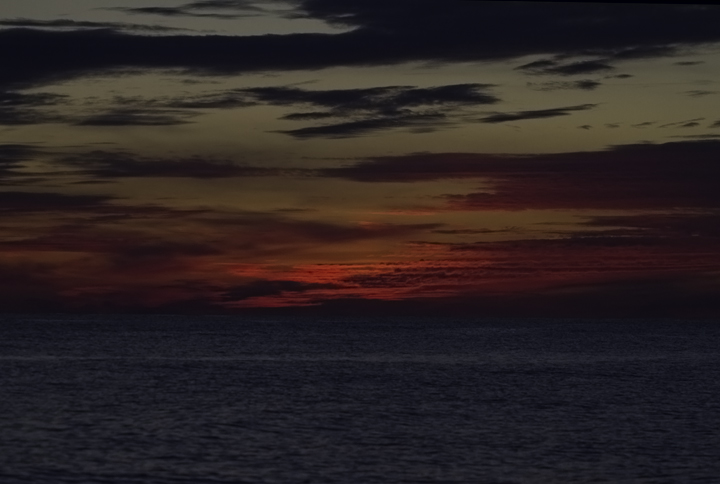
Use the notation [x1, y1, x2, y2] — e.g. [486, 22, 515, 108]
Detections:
[2, 0, 720, 317]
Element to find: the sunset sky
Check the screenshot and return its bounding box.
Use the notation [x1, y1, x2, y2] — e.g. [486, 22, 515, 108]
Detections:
[2, 0, 720, 316]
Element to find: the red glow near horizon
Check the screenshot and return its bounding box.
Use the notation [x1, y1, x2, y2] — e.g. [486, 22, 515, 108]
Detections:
[217, 233, 720, 309]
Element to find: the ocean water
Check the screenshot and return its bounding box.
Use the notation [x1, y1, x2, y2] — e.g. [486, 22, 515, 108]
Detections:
[1, 315, 719, 484]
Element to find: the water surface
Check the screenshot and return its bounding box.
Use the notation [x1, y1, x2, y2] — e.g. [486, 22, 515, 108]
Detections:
[1, 315, 719, 483]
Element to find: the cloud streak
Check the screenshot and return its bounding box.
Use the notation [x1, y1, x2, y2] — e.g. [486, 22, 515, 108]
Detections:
[527, 80, 603, 91]
[113, 0, 273, 19]
[75, 109, 199, 126]
[112, 83, 500, 137]
[517, 59, 615, 76]
[278, 112, 451, 138]
[322, 139, 720, 211]
[0, 18, 191, 32]
[56, 150, 300, 179]
[0, 90, 68, 125]
[478, 104, 597, 124]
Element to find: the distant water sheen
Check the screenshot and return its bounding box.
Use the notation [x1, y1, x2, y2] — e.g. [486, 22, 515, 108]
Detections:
[2, 315, 719, 483]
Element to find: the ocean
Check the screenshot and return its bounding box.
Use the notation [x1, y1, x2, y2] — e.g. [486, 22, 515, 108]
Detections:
[1, 315, 719, 483]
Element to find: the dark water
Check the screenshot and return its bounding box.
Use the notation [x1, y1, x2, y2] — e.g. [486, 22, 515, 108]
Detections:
[1, 315, 719, 483]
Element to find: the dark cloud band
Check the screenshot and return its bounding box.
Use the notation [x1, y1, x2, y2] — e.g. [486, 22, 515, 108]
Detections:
[4, 2, 720, 88]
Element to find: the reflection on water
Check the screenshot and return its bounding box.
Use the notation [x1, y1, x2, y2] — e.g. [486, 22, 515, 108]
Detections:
[1, 316, 719, 483]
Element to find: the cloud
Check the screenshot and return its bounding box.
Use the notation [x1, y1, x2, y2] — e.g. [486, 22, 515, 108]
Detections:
[659, 118, 705, 128]
[0, 191, 114, 212]
[115, 7, 202, 17]
[203, 216, 441, 251]
[0, 189, 440, 257]
[550, 61, 614, 76]
[0, 91, 67, 107]
[0, 109, 64, 128]
[672, 134, 720, 139]
[0, 144, 44, 179]
[5, 2, 720, 88]
[0, 93, 205, 127]
[0, 144, 41, 163]
[56, 150, 298, 179]
[579, 212, 720, 238]
[221, 279, 341, 302]
[322, 139, 720, 211]
[339, 238, 720, 292]
[569, 80, 602, 91]
[685, 90, 717, 97]
[74, 109, 198, 126]
[244, 232, 720, 317]
[527, 80, 602, 91]
[114, 7, 254, 19]
[149, 92, 256, 109]
[114, 83, 499, 138]
[431, 228, 517, 235]
[177, 83, 497, 109]
[441, 142, 720, 211]
[515, 59, 556, 72]
[242, 84, 499, 112]
[2, 189, 719, 316]
[0, 90, 68, 125]
[0, 18, 190, 32]
[517, 59, 615, 76]
[2, 229, 220, 262]
[188, 0, 268, 8]
[0, 190, 444, 312]
[278, 112, 452, 138]
[113, 0, 272, 19]
[294, 0, 720, 48]
[251, 84, 498, 136]
[478, 104, 597, 124]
